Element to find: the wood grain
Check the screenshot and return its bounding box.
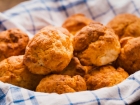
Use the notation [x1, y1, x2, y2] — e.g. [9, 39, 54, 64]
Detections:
[0, 0, 28, 12]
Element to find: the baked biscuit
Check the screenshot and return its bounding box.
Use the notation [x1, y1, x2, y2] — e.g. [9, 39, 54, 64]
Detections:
[0, 55, 44, 90]
[84, 65, 129, 90]
[74, 22, 120, 66]
[60, 57, 93, 77]
[36, 74, 87, 94]
[107, 13, 140, 40]
[23, 26, 73, 75]
[116, 37, 140, 74]
[0, 29, 29, 61]
[62, 14, 93, 35]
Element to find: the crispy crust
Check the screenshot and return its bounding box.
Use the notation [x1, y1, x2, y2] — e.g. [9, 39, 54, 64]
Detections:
[107, 13, 140, 39]
[62, 14, 93, 35]
[84, 65, 129, 90]
[23, 26, 73, 75]
[60, 57, 93, 77]
[117, 37, 140, 74]
[0, 29, 29, 61]
[74, 22, 120, 66]
[36, 74, 87, 94]
[0, 55, 44, 90]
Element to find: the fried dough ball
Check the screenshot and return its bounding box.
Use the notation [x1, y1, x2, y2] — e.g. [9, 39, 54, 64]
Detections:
[107, 13, 140, 40]
[0, 29, 29, 62]
[0, 55, 45, 90]
[84, 65, 129, 90]
[74, 22, 120, 66]
[36, 74, 87, 94]
[62, 14, 93, 35]
[116, 37, 140, 74]
[60, 57, 93, 77]
[23, 26, 73, 75]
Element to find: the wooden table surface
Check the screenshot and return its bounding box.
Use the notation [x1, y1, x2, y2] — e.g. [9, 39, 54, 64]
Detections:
[0, 0, 28, 12]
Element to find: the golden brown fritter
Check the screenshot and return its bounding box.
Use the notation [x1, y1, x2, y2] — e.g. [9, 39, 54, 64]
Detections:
[116, 37, 140, 74]
[23, 26, 73, 75]
[62, 14, 93, 35]
[74, 22, 120, 66]
[107, 13, 140, 39]
[84, 65, 129, 90]
[0, 29, 29, 62]
[0, 55, 45, 90]
[36, 74, 87, 94]
[60, 57, 93, 77]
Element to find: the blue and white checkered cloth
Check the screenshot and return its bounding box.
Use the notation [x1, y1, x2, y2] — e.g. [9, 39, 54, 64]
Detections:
[0, 0, 140, 105]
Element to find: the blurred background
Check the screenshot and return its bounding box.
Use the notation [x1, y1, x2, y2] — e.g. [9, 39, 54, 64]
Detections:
[0, 0, 28, 12]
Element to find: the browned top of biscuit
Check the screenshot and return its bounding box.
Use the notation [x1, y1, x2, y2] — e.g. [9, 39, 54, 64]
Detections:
[117, 37, 140, 74]
[24, 26, 73, 75]
[74, 22, 107, 51]
[36, 74, 87, 94]
[0, 55, 44, 90]
[60, 57, 90, 77]
[107, 13, 140, 39]
[62, 14, 93, 35]
[0, 29, 29, 61]
[74, 22, 120, 66]
[84, 65, 129, 90]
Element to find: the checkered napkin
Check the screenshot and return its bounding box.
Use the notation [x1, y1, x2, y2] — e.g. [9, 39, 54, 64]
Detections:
[0, 0, 140, 105]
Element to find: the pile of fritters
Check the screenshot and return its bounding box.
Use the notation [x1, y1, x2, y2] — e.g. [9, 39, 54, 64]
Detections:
[0, 13, 140, 94]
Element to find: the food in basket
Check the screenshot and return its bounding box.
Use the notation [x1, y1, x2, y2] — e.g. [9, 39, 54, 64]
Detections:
[0, 29, 29, 62]
[107, 13, 140, 75]
[0, 55, 45, 90]
[62, 14, 93, 35]
[36, 74, 87, 94]
[73, 22, 120, 66]
[84, 65, 129, 90]
[107, 13, 140, 40]
[116, 37, 140, 74]
[23, 25, 73, 75]
[60, 57, 93, 77]
[0, 13, 137, 94]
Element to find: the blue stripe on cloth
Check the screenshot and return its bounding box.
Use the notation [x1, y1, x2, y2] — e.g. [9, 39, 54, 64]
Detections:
[129, 86, 140, 97]
[106, 0, 116, 15]
[21, 4, 36, 35]
[40, 0, 54, 25]
[128, 75, 140, 84]
[91, 91, 101, 105]
[0, 89, 6, 105]
[131, 0, 140, 15]
[59, 0, 69, 17]
[28, 91, 39, 105]
[10, 86, 25, 105]
[2, 0, 87, 16]
[83, 0, 95, 20]
[64, 94, 100, 105]
[65, 94, 73, 105]
[64, 97, 123, 105]
[94, 9, 110, 19]
[0, 0, 94, 24]
[117, 86, 128, 105]
[0, 24, 7, 31]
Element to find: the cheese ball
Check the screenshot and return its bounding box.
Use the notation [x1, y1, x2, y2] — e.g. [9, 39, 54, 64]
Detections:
[0, 29, 29, 62]
[85, 65, 129, 90]
[0, 55, 44, 90]
[107, 13, 140, 40]
[116, 37, 140, 74]
[74, 22, 120, 66]
[36, 74, 87, 94]
[23, 26, 73, 75]
[62, 14, 93, 35]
